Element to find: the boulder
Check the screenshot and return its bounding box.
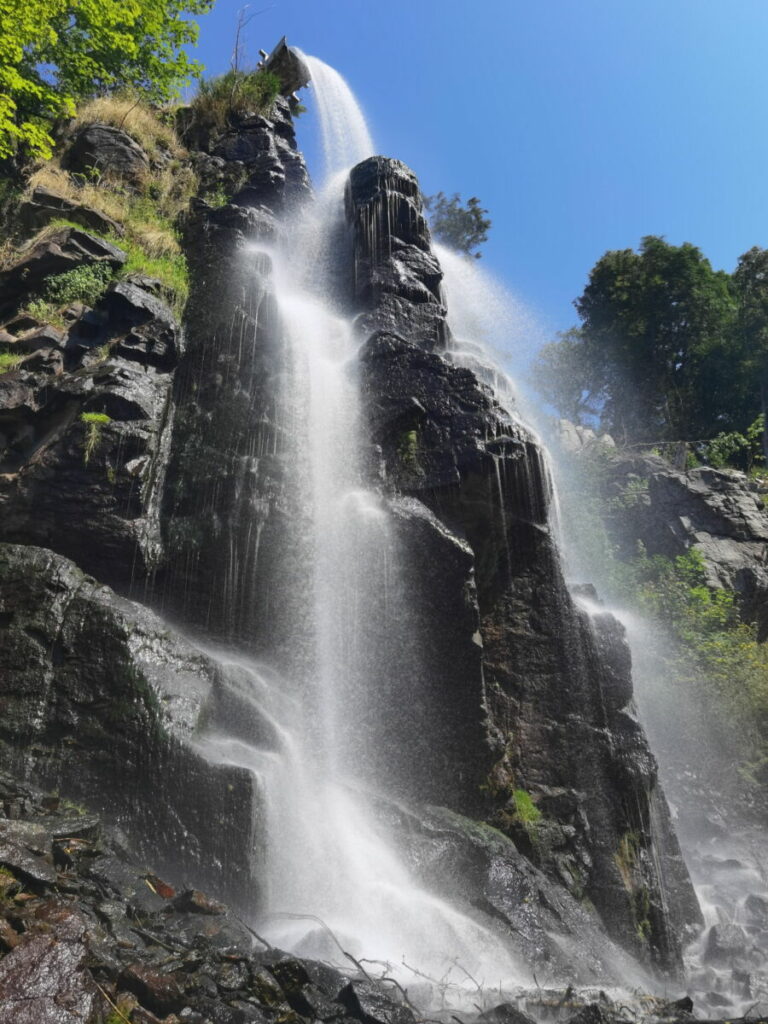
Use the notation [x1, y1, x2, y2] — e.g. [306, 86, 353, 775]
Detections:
[704, 923, 749, 964]
[0, 543, 261, 905]
[62, 122, 150, 186]
[348, 153, 702, 973]
[17, 184, 122, 236]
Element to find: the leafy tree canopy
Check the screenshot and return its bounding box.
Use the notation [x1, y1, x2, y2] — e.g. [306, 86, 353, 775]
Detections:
[424, 191, 491, 258]
[0, 0, 214, 160]
[533, 235, 744, 443]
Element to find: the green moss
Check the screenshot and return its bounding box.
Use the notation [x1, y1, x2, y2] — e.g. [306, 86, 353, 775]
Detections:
[108, 232, 188, 316]
[398, 428, 420, 472]
[0, 352, 22, 373]
[512, 788, 542, 824]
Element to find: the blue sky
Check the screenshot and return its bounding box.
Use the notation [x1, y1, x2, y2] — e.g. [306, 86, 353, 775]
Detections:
[189, 0, 768, 339]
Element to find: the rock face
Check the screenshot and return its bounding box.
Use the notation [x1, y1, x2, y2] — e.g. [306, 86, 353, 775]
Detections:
[348, 156, 701, 971]
[159, 96, 310, 650]
[62, 122, 151, 186]
[0, 543, 260, 904]
[587, 444, 768, 633]
[0, 269, 178, 588]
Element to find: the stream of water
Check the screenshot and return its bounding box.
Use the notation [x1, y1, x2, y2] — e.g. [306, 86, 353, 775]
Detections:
[195, 54, 532, 1000]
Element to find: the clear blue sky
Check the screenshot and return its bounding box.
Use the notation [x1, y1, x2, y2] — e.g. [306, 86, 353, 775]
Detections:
[188, 0, 768, 338]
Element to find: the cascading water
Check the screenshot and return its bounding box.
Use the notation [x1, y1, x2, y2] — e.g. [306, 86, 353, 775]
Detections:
[436, 246, 768, 1015]
[195, 55, 532, 997]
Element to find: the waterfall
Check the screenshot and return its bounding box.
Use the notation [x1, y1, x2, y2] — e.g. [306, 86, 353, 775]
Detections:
[195, 56, 529, 997]
[436, 244, 768, 1015]
[299, 53, 375, 180]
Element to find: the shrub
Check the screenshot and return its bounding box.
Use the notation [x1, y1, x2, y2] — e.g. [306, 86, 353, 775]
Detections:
[43, 262, 114, 307]
[189, 69, 280, 135]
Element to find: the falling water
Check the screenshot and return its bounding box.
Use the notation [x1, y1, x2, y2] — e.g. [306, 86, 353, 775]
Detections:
[299, 52, 375, 180]
[195, 56, 532, 996]
[435, 246, 768, 1015]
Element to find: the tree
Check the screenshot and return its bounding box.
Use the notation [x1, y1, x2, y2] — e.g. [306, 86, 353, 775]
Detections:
[529, 328, 603, 425]
[571, 236, 735, 442]
[0, 0, 214, 160]
[424, 191, 491, 258]
[732, 247, 768, 459]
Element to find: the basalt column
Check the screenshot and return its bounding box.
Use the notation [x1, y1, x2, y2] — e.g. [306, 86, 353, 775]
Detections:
[348, 156, 702, 973]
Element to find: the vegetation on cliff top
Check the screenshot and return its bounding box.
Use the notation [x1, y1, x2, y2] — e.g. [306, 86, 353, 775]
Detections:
[0, 0, 214, 161]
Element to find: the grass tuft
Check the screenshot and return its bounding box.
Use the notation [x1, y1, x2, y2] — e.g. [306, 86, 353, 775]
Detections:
[73, 94, 183, 159]
[189, 69, 280, 136]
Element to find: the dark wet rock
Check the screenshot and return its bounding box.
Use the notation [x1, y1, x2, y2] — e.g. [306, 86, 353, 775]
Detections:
[14, 323, 66, 353]
[745, 893, 768, 926]
[0, 299, 177, 584]
[347, 154, 701, 973]
[92, 276, 179, 369]
[566, 1006, 615, 1024]
[18, 183, 123, 236]
[480, 1003, 538, 1024]
[0, 543, 260, 905]
[120, 962, 185, 1014]
[0, 908, 97, 1023]
[174, 888, 228, 915]
[62, 122, 151, 186]
[337, 979, 415, 1024]
[703, 990, 733, 1008]
[704, 923, 749, 964]
[159, 99, 309, 647]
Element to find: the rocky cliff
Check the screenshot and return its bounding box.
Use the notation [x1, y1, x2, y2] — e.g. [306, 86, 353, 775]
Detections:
[0, 71, 703, 1007]
[347, 157, 700, 970]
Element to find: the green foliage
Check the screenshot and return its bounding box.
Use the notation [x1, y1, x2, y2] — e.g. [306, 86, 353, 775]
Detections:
[533, 235, 744, 442]
[0, 0, 214, 161]
[512, 788, 541, 824]
[190, 68, 281, 135]
[529, 327, 602, 423]
[109, 231, 188, 314]
[42, 261, 114, 307]
[700, 415, 765, 472]
[606, 475, 649, 513]
[80, 411, 111, 465]
[0, 351, 22, 373]
[25, 297, 66, 326]
[206, 185, 229, 209]
[424, 191, 491, 258]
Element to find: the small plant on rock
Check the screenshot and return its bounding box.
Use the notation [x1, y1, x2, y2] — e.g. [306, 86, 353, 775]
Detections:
[0, 351, 22, 374]
[80, 411, 112, 465]
[189, 68, 281, 135]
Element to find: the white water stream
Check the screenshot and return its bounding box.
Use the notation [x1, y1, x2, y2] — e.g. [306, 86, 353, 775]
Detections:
[198, 55, 531, 998]
[436, 246, 768, 1017]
